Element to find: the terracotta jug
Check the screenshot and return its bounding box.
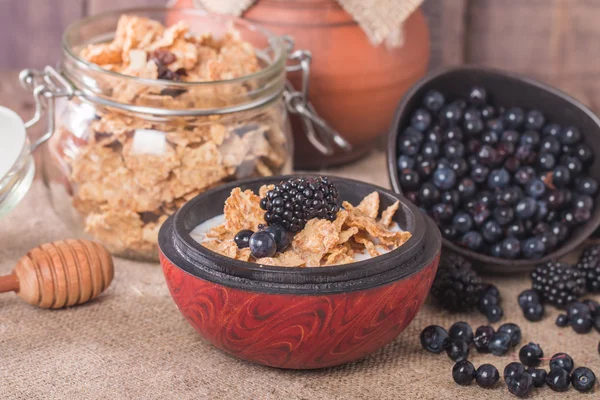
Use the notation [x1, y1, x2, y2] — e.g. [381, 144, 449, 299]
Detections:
[171, 0, 430, 168]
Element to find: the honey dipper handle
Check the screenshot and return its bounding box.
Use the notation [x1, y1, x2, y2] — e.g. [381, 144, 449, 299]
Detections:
[0, 273, 19, 293]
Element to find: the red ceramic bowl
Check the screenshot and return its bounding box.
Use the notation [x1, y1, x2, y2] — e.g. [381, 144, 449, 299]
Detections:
[158, 175, 441, 369]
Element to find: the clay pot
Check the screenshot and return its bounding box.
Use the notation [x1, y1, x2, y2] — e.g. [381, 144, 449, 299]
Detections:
[244, 0, 430, 168]
[171, 0, 430, 168]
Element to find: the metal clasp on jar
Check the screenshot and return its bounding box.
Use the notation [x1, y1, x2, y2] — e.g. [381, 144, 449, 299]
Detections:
[281, 36, 352, 156]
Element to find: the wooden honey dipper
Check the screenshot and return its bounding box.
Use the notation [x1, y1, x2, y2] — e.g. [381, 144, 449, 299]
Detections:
[0, 239, 114, 309]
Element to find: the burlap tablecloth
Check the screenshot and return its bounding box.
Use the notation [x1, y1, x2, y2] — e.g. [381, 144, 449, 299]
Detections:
[1, 152, 599, 399]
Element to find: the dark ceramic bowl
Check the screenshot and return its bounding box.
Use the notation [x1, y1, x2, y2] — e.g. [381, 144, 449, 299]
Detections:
[158, 175, 441, 369]
[387, 66, 600, 274]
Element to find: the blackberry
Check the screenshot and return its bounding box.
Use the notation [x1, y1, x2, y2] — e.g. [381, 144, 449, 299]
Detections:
[430, 253, 484, 311]
[530, 262, 586, 308]
[261, 177, 339, 233]
[576, 244, 600, 293]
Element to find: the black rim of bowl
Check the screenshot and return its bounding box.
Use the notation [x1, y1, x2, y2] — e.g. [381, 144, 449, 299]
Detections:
[158, 174, 442, 294]
[386, 65, 600, 271]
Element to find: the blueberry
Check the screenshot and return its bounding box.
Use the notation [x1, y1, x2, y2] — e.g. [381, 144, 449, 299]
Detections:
[249, 231, 277, 258]
[505, 221, 525, 239]
[420, 142, 439, 158]
[494, 207, 515, 226]
[481, 130, 499, 144]
[543, 123, 561, 137]
[443, 126, 463, 142]
[546, 367, 571, 392]
[571, 316, 593, 334]
[450, 158, 469, 178]
[468, 86, 487, 105]
[397, 135, 420, 156]
[540, 136, 561, 155]
[519, 342, 543, 367]
[577, 177, 598, 196]
[432, 166, 456, 190]
[449, 321, 474, 345]
[485, 305, 504, 323]
[420, 325, 449, 353]
[416, 158, 438, 179]
[452, 360, 476, 386]
[474, 336, 492, 353]
[411, 108, 432, 132]
[522, 237, 545, 259]
[583, 299, 600, 317]
[498, 323, 522, 347]
[504, 107, 525, 128]
[503, 157, 520, 175]
[504, 362, 526, 381]
[515, 197, 537, 219]
[560, 126, 581, 145]
[514, 166, 535, 186]
[551, 222, 570, 243]
[423, 90, 445, 112]
[446, 339, 469, 362]
[475, 325, 495, 338]
[453, 212, 473, 233]
[477, 144, 499, 166]
[520, 130, 540, 147]
[476, 364, 499, 388]
[430, 203, 454, 223]
[403, 126, 424, 142]
[523, 302, 544, 321]
[264, 224, 290, 251]
[490, 243, 502, 257]
[418, 183, 440, 206]
[399, 170, 420, 190]
[572, 367, 596, 393]
[527, 367, 547, 388]
[552, 166, 571, 187]
[464, 117, 484, 135]
[488, 168, 511, 189]
[515, 145, 537, 165]
[556, 314, 569, 327]
[397, 155, 415, 171]
[537, 152, 556, 170]
[507, 372, 534, 398]
[481, 105, 495, 119]
[518, 289, 540, 309]
[234, 229, 254, 249]
[444, 140, 465, 159]
[525, 110, 545, 130]
[526, 178, 546, 198]
[470, 164, 490, 184]
[550, 353, 574, 373]
[459, 231, 484, 251]
[441, 190, 460, 208]
[484, 283, 500, 299]
[501, 129, 520, 143]
[575, 143, 594, 164]
[567, 302, 591, 320]
[595, 316, 600, 333]
[562, 156, 583, 175]
[425, 127, 444, 144]
[440, 103, 462, 126]
[477, 191, 495, 207]
[482, 220, 503, 243]
[489, 332, 511, 355]
[457, 178, 477, 200]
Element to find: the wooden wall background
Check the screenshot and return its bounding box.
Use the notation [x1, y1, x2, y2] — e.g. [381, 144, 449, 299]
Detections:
[2, 0, 600, 110]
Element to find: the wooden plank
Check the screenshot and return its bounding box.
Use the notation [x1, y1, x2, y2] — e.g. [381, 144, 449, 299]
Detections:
[88, 0, 168, 14]
[0, 0, 85, 69]
[421, 0, 468, 70]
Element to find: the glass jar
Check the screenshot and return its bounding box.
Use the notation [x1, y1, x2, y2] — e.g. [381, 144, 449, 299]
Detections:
[38, 8, 298, 262]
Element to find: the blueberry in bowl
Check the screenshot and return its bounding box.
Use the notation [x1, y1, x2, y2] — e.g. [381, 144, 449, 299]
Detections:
[387, 66, 600, 273]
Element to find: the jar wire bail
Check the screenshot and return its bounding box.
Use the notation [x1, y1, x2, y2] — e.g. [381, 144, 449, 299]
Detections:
[19, 66, 74, 152]
[281, 36, 352, 156]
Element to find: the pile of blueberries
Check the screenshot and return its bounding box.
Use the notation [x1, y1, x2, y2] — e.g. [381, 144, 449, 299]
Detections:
[421, 321, 597, 396]
[395, 86, 597, 260]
